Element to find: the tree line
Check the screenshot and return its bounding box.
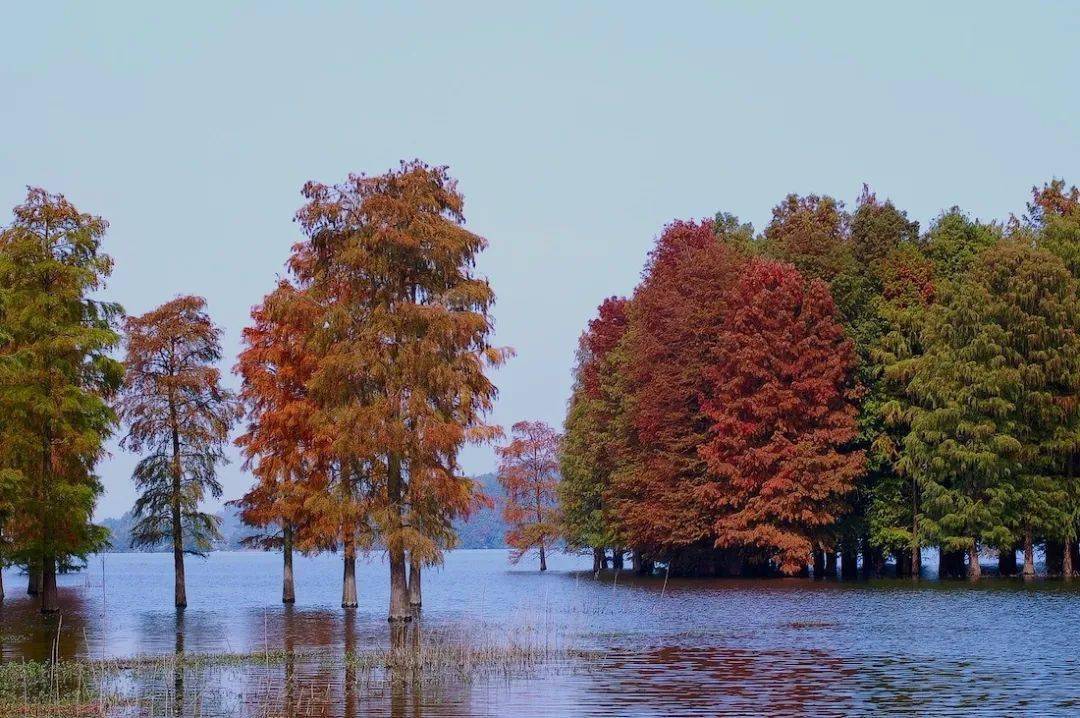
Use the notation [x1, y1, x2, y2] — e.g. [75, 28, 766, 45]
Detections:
[0, 161, 509, 618]
[559, 181, 1080, 581]
[4, 167, 1078, 620]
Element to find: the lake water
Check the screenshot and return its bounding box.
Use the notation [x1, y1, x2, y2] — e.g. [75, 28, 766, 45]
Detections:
[3, 549, 1080, 716]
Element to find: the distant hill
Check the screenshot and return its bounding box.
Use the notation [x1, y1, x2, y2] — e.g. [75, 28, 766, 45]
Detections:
[452, 473, 507, 549]
[99, 473, 508, 552]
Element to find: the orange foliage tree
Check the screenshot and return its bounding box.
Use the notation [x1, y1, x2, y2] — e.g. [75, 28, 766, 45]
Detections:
[233, 280, 329, 604]
[698, 258, 864, 573]
[292, 160, 508, 621]
[496, 421, 562, 570]
[117, 296, 241, 608]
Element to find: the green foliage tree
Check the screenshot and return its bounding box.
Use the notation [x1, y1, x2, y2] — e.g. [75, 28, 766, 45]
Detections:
[0, 188, 121, 613]
[899, 242, 1080, 579]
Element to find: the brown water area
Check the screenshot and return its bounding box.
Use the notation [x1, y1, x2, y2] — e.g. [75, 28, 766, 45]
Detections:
[2, 550, 1079, 716]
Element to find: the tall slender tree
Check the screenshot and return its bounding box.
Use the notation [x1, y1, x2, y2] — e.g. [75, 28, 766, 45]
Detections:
[559, 296, 629, 570]
[0, 188, 120, 613]
[234, 281, 328, 604]
[293, 160, 508, 624]
[497, 421, 562, 570]
[118, 296, 240, 608]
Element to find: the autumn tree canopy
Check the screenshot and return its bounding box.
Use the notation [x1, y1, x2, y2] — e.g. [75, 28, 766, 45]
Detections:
[497, 420, 562, 570]
[289, 160, 508, 620]
[118, 295, 241, 608]
[699, 258, 863, 573]
[0, 188, 121, 613]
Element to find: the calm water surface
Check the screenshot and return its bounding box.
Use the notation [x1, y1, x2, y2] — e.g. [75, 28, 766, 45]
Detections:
[2, 550, 1078, 716]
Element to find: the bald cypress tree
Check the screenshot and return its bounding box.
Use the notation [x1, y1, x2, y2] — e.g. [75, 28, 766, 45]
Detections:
[118, 296, 241, 608]
[0, 188, 121, 613]
[900, 242, 1080, 579]
[293, 160, 507, 625]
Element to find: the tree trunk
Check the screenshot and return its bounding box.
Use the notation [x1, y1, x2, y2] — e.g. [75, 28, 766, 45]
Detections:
[387, 454, 410, 623]
[967, 544, 981, 581]
[602, 549, 611, 570]
[408, 552, 422, 613]
[341, 535, 357, 608]
[1046, 540, 1065, 576]
[894, 550, 910, 578]
[1064, 540, 1074, 580]
[611, 547, 624, 571]
[282, 525, 295, 604]
[998, 545, 1017, 576]
[939, 548, 965, 579]
[27, 562, 40, 595]
[824, 551, 837, 579]
[910, 541, 921, 581]
[539, 543, 547, 571]
[862, 538, 883, 579]
[592, 547, 603, 573]
[40, 555, 57, 614]
[813, 549, 826, 579]
[1023, 528, 1036, 579]
[0, 564, 4, 601]
[840, 545, 858, 580]
[170, 421, 187, 609]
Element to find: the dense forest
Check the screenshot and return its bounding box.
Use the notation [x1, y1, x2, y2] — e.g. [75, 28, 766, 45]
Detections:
[560, 181, 1080, 581]
[2, 162, 1079, 620]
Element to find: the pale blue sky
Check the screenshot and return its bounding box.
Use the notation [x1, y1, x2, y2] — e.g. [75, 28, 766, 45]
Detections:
[3, 2, 1078, 518]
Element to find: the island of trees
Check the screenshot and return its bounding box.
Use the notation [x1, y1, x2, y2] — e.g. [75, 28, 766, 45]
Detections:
[560, 182, 1080, 582]
[1, 164, 1079, 618]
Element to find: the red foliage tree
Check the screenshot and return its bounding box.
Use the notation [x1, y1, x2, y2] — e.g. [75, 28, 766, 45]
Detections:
[697, 258, 864, 573]
[497, 421, 561, 570]
[577, 296, 629, 399]
[609, 218, 750, 556]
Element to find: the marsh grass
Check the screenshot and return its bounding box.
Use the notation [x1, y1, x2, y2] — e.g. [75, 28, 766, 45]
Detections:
[0, 636, 599, 716]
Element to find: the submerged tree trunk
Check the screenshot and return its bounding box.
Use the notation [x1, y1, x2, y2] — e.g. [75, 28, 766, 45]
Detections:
[840, 544, 858, 580]
[1046, 540, 1065, 576]
[967, 544, 981, 581]
[282, 525, 295, 604]
[27, 562, 40, 596]
[861, 538, 883, 579]
[592, 547, 604, 573]
[342, 534, 358, 608]
[895, 550, 910, 578]
[998, 545, 1018, 576]
[1023, 528, 1036, 579]
[408, 552, 422, 614]
[824, 551, 837, 579]
[40, 555, 57, 614]
[170, 420, 187, 609]
[387, 454, 410, 624]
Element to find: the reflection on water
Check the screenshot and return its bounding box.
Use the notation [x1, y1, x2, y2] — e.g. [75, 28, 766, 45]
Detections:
[2, 550, 1080, 715]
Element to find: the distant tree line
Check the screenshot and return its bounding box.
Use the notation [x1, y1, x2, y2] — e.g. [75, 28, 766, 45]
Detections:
[559, 181, 1080, 581]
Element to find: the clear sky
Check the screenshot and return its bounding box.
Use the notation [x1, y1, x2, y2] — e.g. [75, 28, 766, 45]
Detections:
[3, 2, 1079, 518]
